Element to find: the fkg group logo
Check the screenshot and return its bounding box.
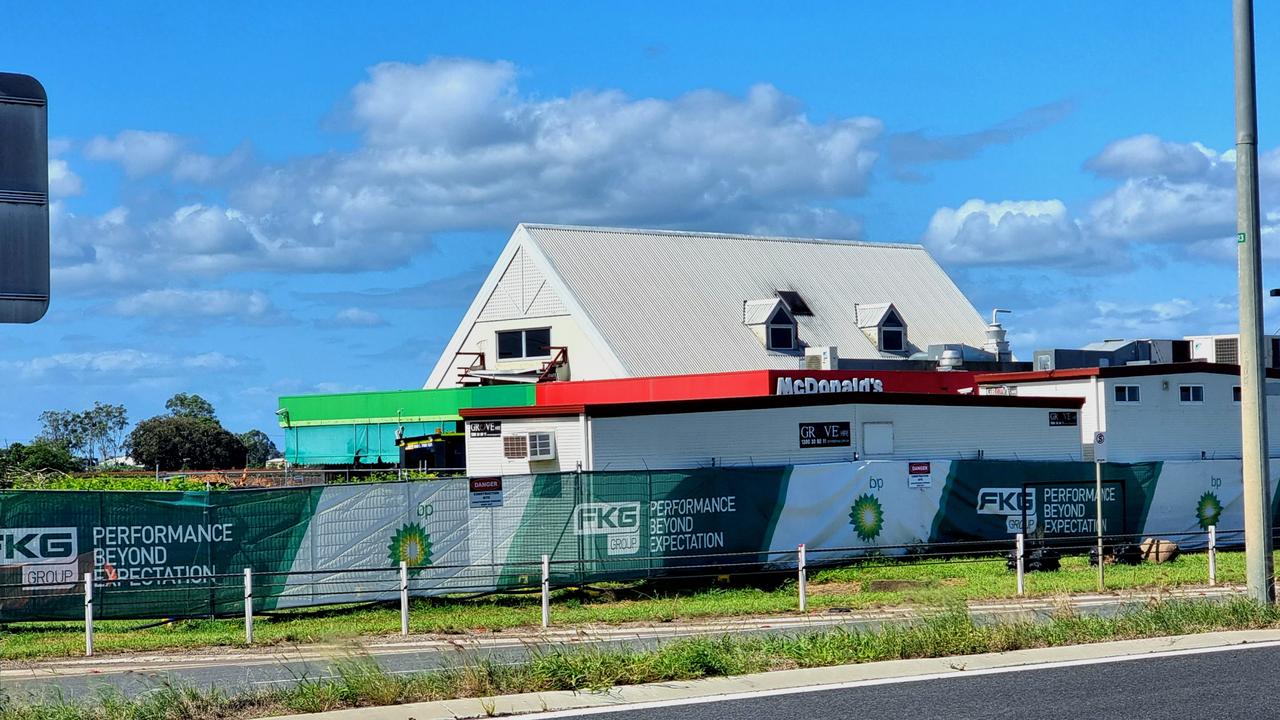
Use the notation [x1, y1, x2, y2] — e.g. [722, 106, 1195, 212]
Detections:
[1, 527, 80, 590]
[573, 502, 642, 556]
[976, 487, 1037, 534]
[387, 523, 432, 572]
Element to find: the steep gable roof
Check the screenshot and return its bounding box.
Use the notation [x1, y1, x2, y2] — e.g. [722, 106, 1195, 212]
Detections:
[428, 224, 991, 385]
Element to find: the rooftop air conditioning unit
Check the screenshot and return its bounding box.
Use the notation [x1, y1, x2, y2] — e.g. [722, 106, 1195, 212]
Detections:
[804, 346, 838, 370]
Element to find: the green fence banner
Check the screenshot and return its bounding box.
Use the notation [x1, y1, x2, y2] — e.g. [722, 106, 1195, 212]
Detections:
[1, 459, 1272, 621]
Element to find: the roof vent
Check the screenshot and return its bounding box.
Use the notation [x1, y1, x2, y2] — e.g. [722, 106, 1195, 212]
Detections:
[775, 290, 813, 316]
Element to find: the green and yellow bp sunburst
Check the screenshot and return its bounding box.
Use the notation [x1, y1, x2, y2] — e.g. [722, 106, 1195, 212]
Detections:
[387, 522, 432, 570]
[1196, 491, 1223, 531]
[849, 493, 884, 541]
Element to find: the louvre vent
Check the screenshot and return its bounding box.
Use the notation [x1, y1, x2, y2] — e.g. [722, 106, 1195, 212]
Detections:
[1215, 337, 1239, 365]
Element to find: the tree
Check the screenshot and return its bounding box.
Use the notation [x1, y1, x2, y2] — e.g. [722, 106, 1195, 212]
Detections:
[165, 393, 217, 422]
[88, 402, 130, 462]
[0, 440, 81, 476]
[37, 402, 130, 465]
[127, 416, 247, 470]
[37, 409, 87, 458]
[238, 430, 280, 467]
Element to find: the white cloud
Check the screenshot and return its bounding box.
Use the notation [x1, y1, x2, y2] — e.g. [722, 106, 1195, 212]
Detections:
[62, 58, 884, 285]
[1085, 134, 1230, 182]
[110, 289, 280, 323]
[921, 199, 1105, 267]
[330, 307, 386, 327]
[48, 159, 83, 197]
[1082, 136, 1280, 248]
[0, 350, 241, 383]
[84, 130, 185, 177]
[1087, 177, 1235, 243]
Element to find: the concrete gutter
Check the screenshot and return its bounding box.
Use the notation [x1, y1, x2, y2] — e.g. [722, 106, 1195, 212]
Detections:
[257, 628, 1280, 720]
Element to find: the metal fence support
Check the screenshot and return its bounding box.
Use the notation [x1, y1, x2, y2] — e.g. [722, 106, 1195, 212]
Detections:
[541, 554, 550, 629]
[1208, 525, 1218, 587]
[1015, 533, 1025, 596]
[243, 568, 254, 644]
[84, 572, 94, 657]
[400, 561, 410, 636]
[798, 543, 808, 612]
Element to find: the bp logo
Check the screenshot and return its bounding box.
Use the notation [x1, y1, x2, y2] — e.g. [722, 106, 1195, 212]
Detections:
[1196, 491, 1223, 530]
[849, 493, 884, 541]
[387, 523, 432, 571]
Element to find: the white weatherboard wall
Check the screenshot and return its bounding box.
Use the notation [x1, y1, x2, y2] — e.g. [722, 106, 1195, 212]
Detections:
[985, 372, 1280, 462]
[465, 417, 585, 477]
[586, 402, 1083, 471]
[430, 244, 619, 387]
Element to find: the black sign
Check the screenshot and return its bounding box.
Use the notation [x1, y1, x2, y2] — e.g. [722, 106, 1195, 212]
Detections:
[0, 72, 50, 324]
[1049, 411, 1078, 427]
[799, 422, 851, 448]
[469, 421, 502, 437]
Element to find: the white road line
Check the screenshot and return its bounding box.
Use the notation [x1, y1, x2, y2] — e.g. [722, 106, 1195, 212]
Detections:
[506, 638, 1280, 719]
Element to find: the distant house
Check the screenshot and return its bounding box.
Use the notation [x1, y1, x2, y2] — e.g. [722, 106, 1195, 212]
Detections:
[427, 224, 1001, 388]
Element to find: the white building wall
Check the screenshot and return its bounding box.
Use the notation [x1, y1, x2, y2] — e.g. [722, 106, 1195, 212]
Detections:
[985, 373, 1280, 462]
[464, 417, 586, 477]
[587, 402, 1082, 471]
[431, 247, 620, 388]
[983, 379, 1097, 445]
[853, 404, 1083, 461]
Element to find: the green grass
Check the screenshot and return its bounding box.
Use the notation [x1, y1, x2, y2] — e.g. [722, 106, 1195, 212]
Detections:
[4, 598, 1280, 720]
[0, 550, 1246, 661]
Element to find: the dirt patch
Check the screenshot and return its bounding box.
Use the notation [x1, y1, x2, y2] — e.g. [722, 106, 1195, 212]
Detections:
[809, 581, 862, 596]
[939, 578, 967, 587]
[865, 579, 929, 592]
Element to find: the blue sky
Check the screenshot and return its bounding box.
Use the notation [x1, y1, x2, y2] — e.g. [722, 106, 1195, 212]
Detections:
[2, 2, 1278, 446]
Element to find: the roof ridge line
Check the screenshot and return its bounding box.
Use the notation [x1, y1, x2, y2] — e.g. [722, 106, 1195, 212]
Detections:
[517, 222, 924, 250]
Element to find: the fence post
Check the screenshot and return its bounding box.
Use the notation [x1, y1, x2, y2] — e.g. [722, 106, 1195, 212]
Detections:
[541, 554, 550, 629]
[243, 568, 253, 644]
[798, 544, 808, 612]
[84, 572, 94, 657]
[400, 561, 410, 636]
[1208, 525, 1217, 587]
[1015, 533, 1025, 596]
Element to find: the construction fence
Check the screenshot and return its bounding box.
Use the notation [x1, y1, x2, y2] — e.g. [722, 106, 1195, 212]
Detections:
[0, 458, 1266, 621]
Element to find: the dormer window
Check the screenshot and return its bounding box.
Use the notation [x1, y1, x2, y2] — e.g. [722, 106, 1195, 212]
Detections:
[766, 305, 797, 350]
[744, 298, 799, 352]
[880, 312, 905, 352]
[856, 302, 909, 355]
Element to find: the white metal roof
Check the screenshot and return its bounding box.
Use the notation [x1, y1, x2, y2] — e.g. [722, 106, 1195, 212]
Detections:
[743, 298, 788, 326]
[516, 223, 989, 376]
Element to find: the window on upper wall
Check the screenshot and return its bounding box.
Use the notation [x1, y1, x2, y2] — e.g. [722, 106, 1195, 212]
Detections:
[1179, 385, 1204, 403]
[1113, 385, 1140, 403]
[1234, 385, 1242, 403]
[496, 328, 552, 360]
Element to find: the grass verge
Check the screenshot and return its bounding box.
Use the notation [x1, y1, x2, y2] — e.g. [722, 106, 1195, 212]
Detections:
[0, 551, 1249, 660]
[3, 598, 1279, 719]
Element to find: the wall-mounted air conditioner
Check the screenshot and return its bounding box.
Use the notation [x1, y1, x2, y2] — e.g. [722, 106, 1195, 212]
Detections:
[528, 431, 557, 461]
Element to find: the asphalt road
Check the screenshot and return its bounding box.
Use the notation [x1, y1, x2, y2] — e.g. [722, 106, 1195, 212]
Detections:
[591, 643, 1280, 720]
